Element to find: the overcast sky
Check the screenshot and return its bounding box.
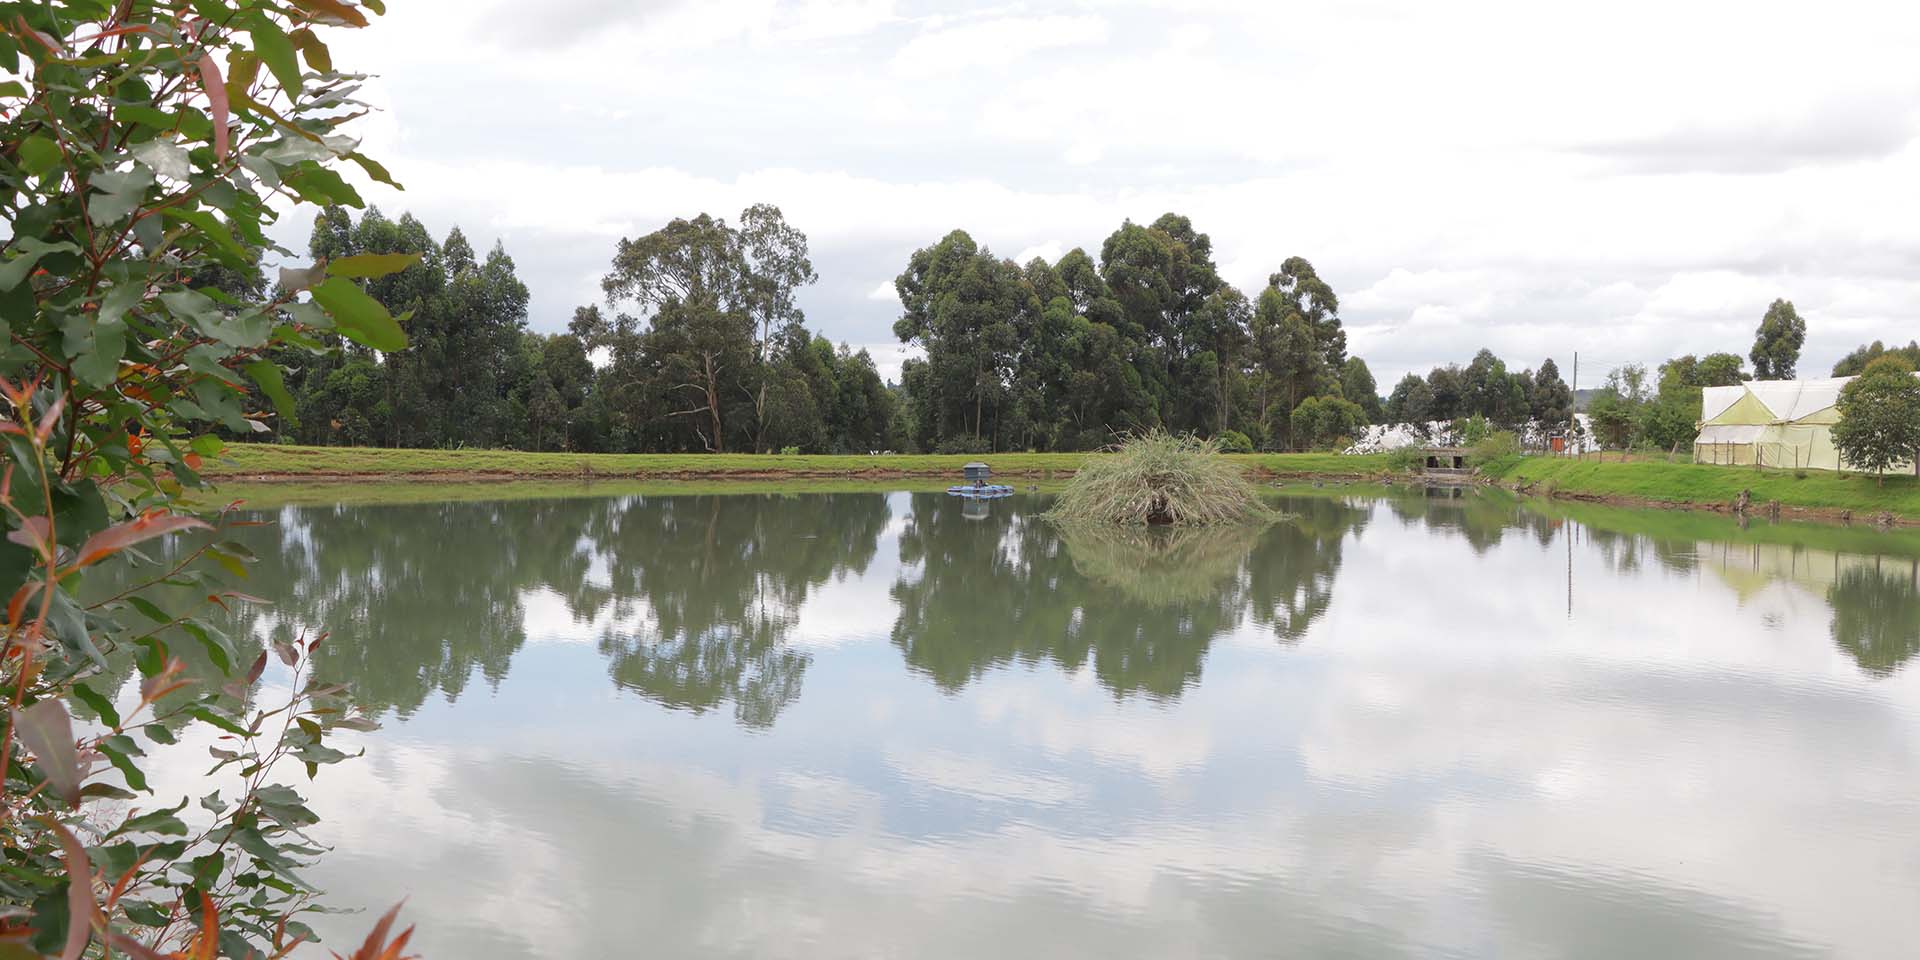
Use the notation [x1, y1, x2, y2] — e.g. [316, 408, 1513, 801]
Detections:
[311, 0, 1920, 387]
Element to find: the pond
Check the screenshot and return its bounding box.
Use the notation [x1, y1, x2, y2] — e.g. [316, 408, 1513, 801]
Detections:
[128, 488, 1920, 957]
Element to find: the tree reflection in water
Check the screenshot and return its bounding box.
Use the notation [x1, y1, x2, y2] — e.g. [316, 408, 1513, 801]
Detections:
[188, 487, 1920, 737]
[889, 494, 1370, 699]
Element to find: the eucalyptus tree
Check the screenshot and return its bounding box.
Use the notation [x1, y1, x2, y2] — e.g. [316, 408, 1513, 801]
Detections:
[602, 213, 751, 451]
[1267, 256, 1347, 372]
[1340, 357, 1383, 423]
[893, 230, 1025, 449]
[1385, 373, 1437, 428]
[1530, 358, 1575, 428]
[1250, 284, 1320, 446]
[1751, 298, 1807, 380]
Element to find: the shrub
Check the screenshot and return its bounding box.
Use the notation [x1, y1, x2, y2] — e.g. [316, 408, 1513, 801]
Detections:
[1216, 429, 1254, 453]
[0, 1, 416, 954]
[1291, 396, 1366, 451]
[1385, 446, 1425, 473]
[1832, 356, 1920, 485]
[1453, 415, 1494, 446]
[1047, 432, 1274, 526]
[780, 445, 802, 455]
[1469, 430, 1522, 467]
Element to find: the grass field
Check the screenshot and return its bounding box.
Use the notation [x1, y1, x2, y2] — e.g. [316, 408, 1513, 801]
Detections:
[202, 443, 1920, 522]
[1491, 456, 1920, 520]
[204, 443, 1391, 482]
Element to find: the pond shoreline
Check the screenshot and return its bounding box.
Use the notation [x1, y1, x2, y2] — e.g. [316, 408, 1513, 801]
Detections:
[205, 443, 1920, 523]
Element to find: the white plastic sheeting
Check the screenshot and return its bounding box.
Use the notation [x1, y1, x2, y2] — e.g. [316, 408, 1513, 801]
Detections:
[1741, 378, 1848, 421]
[1343, 415, 1596, 455]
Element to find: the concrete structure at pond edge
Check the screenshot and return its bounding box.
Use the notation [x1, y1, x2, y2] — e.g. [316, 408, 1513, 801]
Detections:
[1419, 447, 1473, 480]
[1694, 375, 1920, 473]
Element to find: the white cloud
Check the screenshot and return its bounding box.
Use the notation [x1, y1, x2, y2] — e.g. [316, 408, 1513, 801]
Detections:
[305, 0, 1920, 385]
[890, 15, 1110, 78]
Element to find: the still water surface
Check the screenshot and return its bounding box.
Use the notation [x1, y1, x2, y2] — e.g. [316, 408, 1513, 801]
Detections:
[157, 489, 1920, 957]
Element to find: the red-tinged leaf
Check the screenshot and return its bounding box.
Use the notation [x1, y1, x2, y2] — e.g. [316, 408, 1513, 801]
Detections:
[243, 649, 269, 686]
[74, 514, 211, 569]
[273, 639, 298, 667]
[44, 819, 96, 960]
[15, 699, 83, 805]
[6, 516, 52, 557]
[139, 658, 187, 704]
[7, 581, 38, 626]
[34, 393, 64, 445]
[0, 419, 23, 435]
[196, 54, 229, 161]
[105, 932, 175, 960]
[334, 901, 413, 960]
[190, 891, 218, 960]
[293, 0, 371, 28]
[219, 591, 272, 604]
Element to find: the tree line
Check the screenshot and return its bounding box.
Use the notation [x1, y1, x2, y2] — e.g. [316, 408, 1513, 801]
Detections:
[267, 206, 896, 454]
[890, 216, 1379, 453]
[262, 210, 1910, 458]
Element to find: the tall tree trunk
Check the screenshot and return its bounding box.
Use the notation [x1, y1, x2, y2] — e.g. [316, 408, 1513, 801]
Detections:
[705, 353, 725, 454]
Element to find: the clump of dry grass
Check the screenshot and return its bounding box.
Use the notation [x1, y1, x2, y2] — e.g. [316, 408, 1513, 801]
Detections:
[1046, 431, 1274, 526]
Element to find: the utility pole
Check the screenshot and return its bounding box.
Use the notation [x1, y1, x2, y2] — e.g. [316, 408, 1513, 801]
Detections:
[1569, 351, 1578, 458]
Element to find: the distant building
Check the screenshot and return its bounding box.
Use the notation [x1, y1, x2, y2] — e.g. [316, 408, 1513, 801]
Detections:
[1693, 376, 1916, 473]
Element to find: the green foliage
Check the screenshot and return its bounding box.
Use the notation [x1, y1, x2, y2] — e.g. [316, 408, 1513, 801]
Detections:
[1291, 395, 1366, 451]
[1587, 364, 1651, 449]
[1046, 432, 1274, 526]
[1385, 373, 1436, 430]
[1832, 357, 1920, 483]
[0, 1, 416, 953]
[1832, 340, 1920, 378]
[1454, 414, 1494, 446]
[1751, 298, 1807, 380]
[1469, 430, 1521, 468]
[1216, 429, 1254, 454]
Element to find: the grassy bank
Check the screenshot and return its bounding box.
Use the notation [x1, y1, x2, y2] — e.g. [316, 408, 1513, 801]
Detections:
[1489, 457, 1920, 521]
[204, 443, 1391, 483]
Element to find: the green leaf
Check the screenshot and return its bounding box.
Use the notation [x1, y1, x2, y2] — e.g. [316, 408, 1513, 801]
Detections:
[0, 237, 81, 290]
[87, 166, 155, 226]
[61, 313, 127, 388]
[190, 852, 224, 891]
[179, 618, 236, 674]
[114, 800, 188, 837]
[99, 735, 150, 792]
[184, 704, 249, 736]
[71, 682, 120, 728]
[19, 134, 60, 177]
[244, 360, 296, 421]
[291, 28, 332, 72]
[282, 162, 362, 207]
[144, 723, 177, 745]
[309, 277, 407, 351]
[326, 252, 421, 279]
[248, 13, 303, 93]
[159, 207, 247, 262]
[348, 151, 401, 189]
[126, 595, 171, 625]
[113, 104, 174, 129]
